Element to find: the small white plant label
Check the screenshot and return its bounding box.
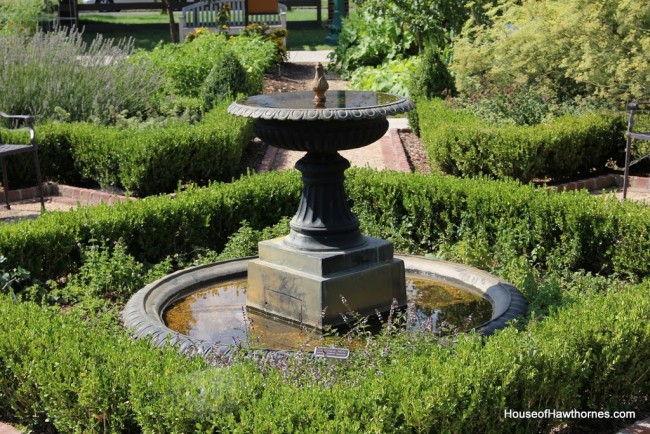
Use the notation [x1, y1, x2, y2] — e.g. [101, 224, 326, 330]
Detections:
[313, 346, 350, 359]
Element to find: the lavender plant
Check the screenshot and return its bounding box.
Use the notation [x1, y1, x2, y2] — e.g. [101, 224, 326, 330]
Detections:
[0, 28, 164, 124]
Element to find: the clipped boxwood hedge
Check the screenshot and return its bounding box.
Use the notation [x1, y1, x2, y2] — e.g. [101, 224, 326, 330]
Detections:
[0, 279, 647, 433]
[0, 102, 253, 196]
[0, 170, 649, 433]
[417, 99, 625, 182]
[2, 170, 650, 282]
[0, 171, 301, 280]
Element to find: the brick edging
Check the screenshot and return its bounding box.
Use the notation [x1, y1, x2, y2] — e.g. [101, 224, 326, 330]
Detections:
[381, 128, 411, 172]
[0, 182, 136, 206]
[259, 145, 279, 172]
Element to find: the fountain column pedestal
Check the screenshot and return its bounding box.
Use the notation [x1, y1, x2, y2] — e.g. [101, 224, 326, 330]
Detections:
[248, 151, 406, 329]
[248, 236, 405, 329]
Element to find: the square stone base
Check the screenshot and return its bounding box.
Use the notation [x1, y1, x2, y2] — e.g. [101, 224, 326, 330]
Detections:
[247, 237, 406, 329]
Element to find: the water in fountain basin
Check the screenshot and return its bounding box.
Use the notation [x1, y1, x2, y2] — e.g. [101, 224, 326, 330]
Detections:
[163, 274, 492, 351]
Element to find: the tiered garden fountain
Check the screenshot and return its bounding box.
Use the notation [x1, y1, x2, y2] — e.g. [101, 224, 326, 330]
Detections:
[123, 65, 527, 354]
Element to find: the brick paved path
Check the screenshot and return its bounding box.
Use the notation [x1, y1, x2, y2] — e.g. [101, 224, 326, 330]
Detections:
[261, 118, 411, 172]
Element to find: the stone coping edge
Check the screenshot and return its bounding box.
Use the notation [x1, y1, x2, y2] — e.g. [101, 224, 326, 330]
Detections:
[0, 182, 136, 206]
[550, 174, 650, 192]
[397, 255, 528, 336]
[122, 257, 253, 358]
[122, 255, 527, 358]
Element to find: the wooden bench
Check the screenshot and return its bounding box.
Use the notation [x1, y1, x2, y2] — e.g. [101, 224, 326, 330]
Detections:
[179, 0, 287, 40]
[0, 112, 45, 210]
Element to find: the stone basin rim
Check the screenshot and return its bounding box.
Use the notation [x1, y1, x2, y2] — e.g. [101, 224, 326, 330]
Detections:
[121, 255, 528, 357]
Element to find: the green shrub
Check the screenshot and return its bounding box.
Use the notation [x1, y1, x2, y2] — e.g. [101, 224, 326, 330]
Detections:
[329, 6, 417, 78]
[0, 170, 649, 432]
[459, 85, 554, 127]
[3, 170, 650, 286]
[407, 45, 456, 134]
[330, 0, 492, 78]
[238, 23, 288, 65]
[61, 240, 145, 304]
[0, 295, 209, 433]
[215, 217, 291, 260]
[0, 278, 647, 433]
[347, 171, 650, 281]
[408, 46, 455, 101]
[417, 99, 625, 181]
[0, 103, 254, 194]
[0, 0, 56, 35]
[451, 0, 650, 106]
[0, 170, 302, 280]
[200, 51, 249, 110]
[0, 120, 91, 188]
[348, 57, 420, 97]
[111, 104, 254, 196]
[136, 32, 276, 101]
[0, 29, 163, 124]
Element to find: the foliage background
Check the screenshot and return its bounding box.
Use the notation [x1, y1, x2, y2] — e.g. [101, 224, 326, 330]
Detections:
[452, 0, 650, 106]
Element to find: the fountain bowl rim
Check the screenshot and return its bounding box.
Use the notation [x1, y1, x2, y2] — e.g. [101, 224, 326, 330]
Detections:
[121, 255, 527, 358]
[227, 91, 414, 122]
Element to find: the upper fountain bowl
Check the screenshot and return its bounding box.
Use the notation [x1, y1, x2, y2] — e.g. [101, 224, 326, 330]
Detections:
[228, 91, 414, 152]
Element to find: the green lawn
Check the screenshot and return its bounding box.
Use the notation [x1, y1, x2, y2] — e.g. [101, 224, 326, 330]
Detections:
[286, 28, 332, 50]
[79, 12, 172, 25]
[79, 8, 333, 51]
[79, 23, 171, 51]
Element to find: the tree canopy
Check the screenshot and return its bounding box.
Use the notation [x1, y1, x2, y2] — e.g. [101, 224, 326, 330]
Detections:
[451, 0, 650, 105]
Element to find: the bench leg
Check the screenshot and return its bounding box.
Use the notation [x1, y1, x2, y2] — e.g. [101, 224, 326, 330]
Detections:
[32, 149, 45, 210]
[1, 156, 9, 210]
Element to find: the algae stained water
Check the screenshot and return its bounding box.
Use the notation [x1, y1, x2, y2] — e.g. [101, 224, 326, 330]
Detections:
[164, 275, 492, 351]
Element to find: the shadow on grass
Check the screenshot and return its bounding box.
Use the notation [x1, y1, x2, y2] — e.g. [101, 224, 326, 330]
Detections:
[286, 27, 334, 51]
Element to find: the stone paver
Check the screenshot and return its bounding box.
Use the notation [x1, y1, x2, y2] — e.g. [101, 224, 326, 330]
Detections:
[0, 423, 21, 434]
[286, 50, 332, 64]
[265, 118, 411, 172]
[592, 187, 650, 203]
[269, 138, 388, 171]
[0, 197, 78, 222]
[0, 184, 135, 223]
[615, 417, 650, 434]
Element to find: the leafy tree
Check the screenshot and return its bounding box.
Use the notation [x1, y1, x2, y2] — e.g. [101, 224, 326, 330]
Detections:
[330, 5, 418, 77]
[451, 0, 650, 105]
[332, 0, 495, 77]
[363, 0, 493, 52]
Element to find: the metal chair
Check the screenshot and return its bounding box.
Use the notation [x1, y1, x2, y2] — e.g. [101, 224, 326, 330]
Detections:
[0, 111, 45, 210]
[623, 102, 650, 200]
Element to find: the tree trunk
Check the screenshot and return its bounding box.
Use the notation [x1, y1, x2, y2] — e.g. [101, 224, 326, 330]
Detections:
[161, 0, 179, 43]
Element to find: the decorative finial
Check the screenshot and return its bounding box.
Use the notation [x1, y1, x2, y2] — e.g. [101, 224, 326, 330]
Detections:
[311, 63, 329, 103]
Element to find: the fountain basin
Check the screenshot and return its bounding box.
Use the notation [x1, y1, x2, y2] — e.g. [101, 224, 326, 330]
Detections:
[228, 91, 412, 153]
[122, 255, 527, 356]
